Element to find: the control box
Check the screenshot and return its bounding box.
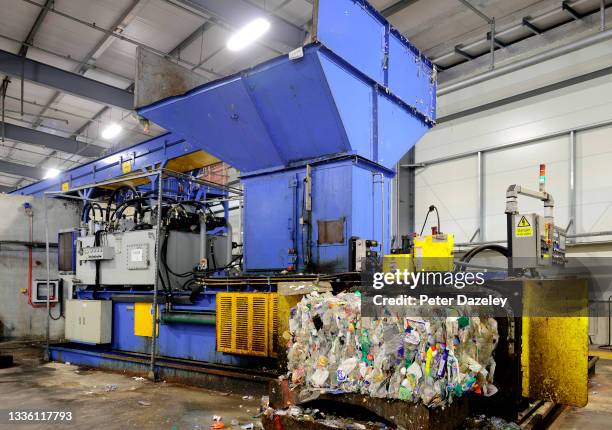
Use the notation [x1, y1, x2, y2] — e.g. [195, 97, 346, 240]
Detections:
[65, 300, 112, 344]
[30, 279, 61, 304]
[75, 229, 200, 286]
[509, 213, 566, 269]
[81, 246, 115, 261]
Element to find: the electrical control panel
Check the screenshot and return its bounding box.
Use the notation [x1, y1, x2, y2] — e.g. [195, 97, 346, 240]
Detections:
[75, 229, 200, 286]
[81, 246, 115, 261]
[510, 213, 566, 269]
[30, 279, 61, 304]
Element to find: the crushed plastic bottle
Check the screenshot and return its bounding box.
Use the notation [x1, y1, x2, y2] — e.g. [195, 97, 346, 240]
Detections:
[286, 292, 499, 407]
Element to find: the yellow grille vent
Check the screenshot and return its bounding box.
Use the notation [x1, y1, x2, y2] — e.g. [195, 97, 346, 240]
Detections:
[216, 292, 274, 357]
[269, 294, 278, 357]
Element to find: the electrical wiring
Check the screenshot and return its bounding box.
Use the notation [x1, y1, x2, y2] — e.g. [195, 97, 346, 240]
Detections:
[419, 205, 441, 236]
[105, 185, 141, 222]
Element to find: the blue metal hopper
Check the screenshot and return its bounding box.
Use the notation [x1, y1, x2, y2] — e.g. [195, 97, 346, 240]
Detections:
[138, 0, 435, 173]
[138, 0, 437, 272]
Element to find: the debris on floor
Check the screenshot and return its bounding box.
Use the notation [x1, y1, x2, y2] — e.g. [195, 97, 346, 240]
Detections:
[0, 341, 265, 430]
[461, 415, 521, 430]
[210, 415, 225, 429]
[262, 405, 395, 429]
[286, 292, 499, 407]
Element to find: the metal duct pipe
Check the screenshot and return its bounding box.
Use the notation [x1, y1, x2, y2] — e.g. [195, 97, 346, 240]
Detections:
[438, 28, 612, 96]
[160, 312, 216, 326]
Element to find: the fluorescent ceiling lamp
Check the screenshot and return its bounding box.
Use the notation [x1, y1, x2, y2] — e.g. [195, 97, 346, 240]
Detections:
[43, 168, 61, 179]
[227, 18, 271, 51]
[101, 123, 123, 140]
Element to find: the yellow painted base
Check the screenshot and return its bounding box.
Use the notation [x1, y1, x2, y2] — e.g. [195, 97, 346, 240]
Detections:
[382, 254, 414, 273]
[589, 345, 612, 360]
[521, 279, 589, 407]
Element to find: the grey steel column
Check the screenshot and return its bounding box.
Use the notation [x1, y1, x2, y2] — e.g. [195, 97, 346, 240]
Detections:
[569, 131, 577, 236]
[149, 171, 164, 381]
[478, 151, 486, 241]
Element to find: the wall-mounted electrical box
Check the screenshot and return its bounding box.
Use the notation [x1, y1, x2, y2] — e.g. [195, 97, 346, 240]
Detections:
[65, 300, 112, 344]
[30, 279, 60, 305]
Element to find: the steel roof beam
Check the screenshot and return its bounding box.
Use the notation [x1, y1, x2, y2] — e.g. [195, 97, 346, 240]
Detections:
[0, 159, 45, 180]
[3, 122, 105, 158]
[562, 1, 584, 20]
[381, 0, 421, 17]
[174, 0, 306, 51]
[522, 17, 543, 35]
[0, 49, 133, 110]
[486, 31, 506, 48]
[454, 45, 476, 60]
[31, 0, 143, 130]
[169, 21, 215, 58]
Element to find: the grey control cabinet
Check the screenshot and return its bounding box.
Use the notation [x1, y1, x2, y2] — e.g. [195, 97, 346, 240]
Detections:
[75, 230, 200, 286]
[65, 300, 112, 344]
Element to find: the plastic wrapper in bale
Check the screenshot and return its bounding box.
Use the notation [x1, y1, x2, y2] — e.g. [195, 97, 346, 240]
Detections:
[286, 292, 499, 407]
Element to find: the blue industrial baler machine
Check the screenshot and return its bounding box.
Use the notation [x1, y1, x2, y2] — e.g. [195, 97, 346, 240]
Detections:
[38, 0, 436, 377]
[139, 0, 436, 273]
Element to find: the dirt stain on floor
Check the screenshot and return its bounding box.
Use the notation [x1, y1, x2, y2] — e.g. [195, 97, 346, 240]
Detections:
[0, 341, 262, 430]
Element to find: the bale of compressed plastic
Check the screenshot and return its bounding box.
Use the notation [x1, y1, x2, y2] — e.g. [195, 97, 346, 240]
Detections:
[286, 292, 499, 407]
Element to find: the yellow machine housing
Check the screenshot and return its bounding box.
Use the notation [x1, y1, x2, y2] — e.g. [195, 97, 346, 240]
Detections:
[383, 233, 454, 273]
[521, 279, 589, 407]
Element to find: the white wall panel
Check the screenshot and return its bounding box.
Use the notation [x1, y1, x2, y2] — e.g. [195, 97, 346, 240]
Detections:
[484, 138, 569, 241]
[576, 124, 612, 240]
[417, 74, 612, 163]
[414, 156, 478, 243]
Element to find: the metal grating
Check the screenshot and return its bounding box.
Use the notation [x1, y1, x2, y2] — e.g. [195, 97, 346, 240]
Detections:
[269, 294, 279, 357]
[217, 295, 233, 350]
[216, 292, 271, 357]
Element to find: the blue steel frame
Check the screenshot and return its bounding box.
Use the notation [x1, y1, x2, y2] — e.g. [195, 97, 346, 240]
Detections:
[11, 133, 226, 199]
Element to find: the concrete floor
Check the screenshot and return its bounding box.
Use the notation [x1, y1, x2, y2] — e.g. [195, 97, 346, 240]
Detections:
[1, 341, 611, 430]
[551, 358, 612, 430]
[0, 341, 263, 430]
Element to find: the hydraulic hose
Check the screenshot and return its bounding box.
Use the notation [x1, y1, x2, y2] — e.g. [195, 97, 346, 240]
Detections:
[105, 185, 140, 222]
[458, 244, 509, 271]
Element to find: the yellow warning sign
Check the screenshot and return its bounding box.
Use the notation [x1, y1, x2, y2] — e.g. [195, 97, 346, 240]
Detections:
[121, 160, 132, 174]
[516, 215, 533, 237]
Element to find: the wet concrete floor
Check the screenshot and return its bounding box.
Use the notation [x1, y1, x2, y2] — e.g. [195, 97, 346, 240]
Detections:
[551, 358, 612, 430]
[0, 341, 262, 430]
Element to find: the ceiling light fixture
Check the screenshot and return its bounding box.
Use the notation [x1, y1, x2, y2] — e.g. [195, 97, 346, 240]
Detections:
[101, 123, 123, 140]
[43, 168, 61, 179]
[227, 18, 271, 51]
